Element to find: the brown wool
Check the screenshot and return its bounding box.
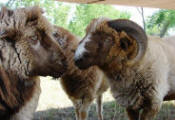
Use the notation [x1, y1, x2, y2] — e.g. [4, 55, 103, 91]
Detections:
[53, 26, 109, 120]
[0, 6, 65, 120]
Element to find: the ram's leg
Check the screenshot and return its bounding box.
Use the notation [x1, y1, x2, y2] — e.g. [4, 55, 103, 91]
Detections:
[73, 98, 91, 120]
[96, 95, 103, 120]
[11, 79, 41, 120]
[126, 108, 140, 120]
[75, 106, 80, 120]
[72, 100, 80, 120]
[76, 97, 93, 120]
[79, 102, 91, 120]
[140, 99, 162, 120]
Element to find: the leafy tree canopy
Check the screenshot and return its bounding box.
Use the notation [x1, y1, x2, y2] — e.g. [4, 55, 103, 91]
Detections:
[68, 4, 130, 37]
[2, 0, 131, 37]
[146, 9, 175, 37]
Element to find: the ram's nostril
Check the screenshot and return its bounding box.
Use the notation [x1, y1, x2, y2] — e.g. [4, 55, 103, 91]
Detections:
[77, 57, 83, 62]
[74, 57, 84, 66]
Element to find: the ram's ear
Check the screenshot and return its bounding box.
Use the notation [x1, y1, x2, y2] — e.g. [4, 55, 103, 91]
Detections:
[0, 7, 15, 40]
[107, 19, 147, 66]
[25, 6, 44, 24]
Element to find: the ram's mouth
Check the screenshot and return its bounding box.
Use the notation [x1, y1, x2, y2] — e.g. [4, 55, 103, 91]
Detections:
[51, 70, 65, 78]
[74, 59, 89, 69]
[51, 62, 67, 78]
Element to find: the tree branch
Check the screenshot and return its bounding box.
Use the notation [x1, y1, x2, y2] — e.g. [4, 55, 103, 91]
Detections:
[137, 7, 146, 31]
[5, 0, 15, 7]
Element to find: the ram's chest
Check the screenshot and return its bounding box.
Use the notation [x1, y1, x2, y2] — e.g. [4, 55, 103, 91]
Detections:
[107, 69, 155, 109]
[111, 82, 145, 109]
[61, 68, 99, 99]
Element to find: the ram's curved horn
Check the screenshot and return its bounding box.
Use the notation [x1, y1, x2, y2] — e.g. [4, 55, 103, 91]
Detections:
[107, 19, 147, 66]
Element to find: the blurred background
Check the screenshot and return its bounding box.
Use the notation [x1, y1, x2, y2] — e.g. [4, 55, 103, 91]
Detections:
[1, 0, 175, 119]
[1, 0, 175, 38]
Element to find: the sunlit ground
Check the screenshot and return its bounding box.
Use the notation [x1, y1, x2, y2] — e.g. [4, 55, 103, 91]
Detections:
[34, 77, 175, 120]
[36, 77, 114, 111]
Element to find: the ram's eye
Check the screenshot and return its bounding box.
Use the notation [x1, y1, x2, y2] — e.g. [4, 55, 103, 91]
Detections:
[30, 35, 38, 44]
[53, 32, 59, 38]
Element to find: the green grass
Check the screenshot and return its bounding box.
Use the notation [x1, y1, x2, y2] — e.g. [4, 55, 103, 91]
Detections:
[34, 101, 175, 120]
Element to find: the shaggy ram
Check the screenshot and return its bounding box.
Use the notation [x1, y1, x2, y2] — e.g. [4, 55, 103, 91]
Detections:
[0, 6, 66, 120]
[53, 26, 108, 120]
[74, 17, 175, 120]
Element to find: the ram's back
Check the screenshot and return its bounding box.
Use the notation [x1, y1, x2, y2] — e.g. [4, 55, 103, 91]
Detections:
[141, 36, 175, 100]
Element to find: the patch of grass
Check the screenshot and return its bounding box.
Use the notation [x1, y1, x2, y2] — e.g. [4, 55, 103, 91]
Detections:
[34, 77, 175, 120]
[34, 101, 175, 120]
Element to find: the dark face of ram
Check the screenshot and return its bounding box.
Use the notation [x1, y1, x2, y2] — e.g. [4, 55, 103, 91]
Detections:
[0, 6, 67, 78]
[74, 18, 147, 70]
[74, 31, 114, 69]
[74, 18, 115, 69]
[22, 26, 67, 78]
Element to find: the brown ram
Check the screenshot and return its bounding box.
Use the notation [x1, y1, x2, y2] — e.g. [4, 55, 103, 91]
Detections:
[74, 17, 175, 120]
[0, 6, 67, 120]
[53, 26, 108, 120]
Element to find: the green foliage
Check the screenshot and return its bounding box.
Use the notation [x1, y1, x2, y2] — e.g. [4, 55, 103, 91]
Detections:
[14, 0, 40, 7]
[12, 0, 72, 28]
[146, 9, 175, 36]
[50, 4, 72, 28]
[0, 3, 4, 7]
[2, 0, 131, 37]
[68, 4, 131, 37]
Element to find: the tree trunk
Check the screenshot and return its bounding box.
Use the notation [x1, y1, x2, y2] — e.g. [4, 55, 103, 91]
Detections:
[160, 20, 170, 38]
[137, 7, 146, 31]
[141, 8, 146, 31]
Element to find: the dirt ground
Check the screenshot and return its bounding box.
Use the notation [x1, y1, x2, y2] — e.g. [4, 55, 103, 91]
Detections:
[33, 77, 175, 120]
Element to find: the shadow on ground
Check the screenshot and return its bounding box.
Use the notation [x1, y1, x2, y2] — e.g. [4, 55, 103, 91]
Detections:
[34, 101, 175, 120]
